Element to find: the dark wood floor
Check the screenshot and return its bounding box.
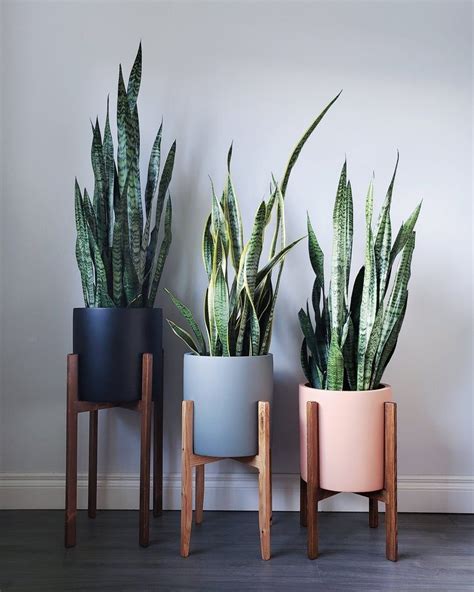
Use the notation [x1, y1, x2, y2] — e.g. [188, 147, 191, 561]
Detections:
[0, 511, 473, 591]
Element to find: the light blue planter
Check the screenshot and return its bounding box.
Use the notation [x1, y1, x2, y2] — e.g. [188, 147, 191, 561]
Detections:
[183, 353, 273, 457]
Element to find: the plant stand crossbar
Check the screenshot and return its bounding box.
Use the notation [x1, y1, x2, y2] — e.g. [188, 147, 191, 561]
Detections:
[64, 353, 163, 548]
[300, 401, 398, 561]
[180, 400, 272, 560]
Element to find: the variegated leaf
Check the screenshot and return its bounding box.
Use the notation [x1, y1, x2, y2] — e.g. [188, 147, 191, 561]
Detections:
[214, 267, 230, 355]
[357, 178, 377, 389]
[167, 319, 200, 355]
[165, 289, 206, 354]
[281, 91, 341, 196]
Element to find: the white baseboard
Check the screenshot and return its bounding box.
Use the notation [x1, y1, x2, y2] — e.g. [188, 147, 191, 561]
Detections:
[0, 473, 472, 513]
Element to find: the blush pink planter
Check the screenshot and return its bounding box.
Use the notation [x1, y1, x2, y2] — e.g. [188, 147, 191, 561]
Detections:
[299, 383, 392, 492]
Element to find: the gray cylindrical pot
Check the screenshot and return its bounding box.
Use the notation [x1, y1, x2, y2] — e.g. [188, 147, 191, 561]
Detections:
[183, 353, 273, 457]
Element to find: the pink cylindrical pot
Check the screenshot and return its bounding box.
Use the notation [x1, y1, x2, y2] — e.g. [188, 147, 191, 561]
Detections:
[299, 383, 392, 492]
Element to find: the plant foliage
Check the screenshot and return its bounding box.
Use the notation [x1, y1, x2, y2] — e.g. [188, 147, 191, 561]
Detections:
[75, 44, 175, 307]
[300, 156, 421, 390]
[167, 93, 341, 355]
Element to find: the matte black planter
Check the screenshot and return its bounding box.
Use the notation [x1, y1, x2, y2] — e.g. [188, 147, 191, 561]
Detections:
[73, 308, 163, 402]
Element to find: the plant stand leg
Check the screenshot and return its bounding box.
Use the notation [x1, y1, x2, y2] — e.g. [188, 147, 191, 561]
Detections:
[195, 465, 205, 525]
[257, 401, 271, 561]
[384, 402, 398, 561]
[300, 478, 307, 527]
[88, 410, 98, 519]
[153, 350, 164, 517]
[306, 401, 319, 559]
[139, 354, 153, 548]
[369, 497, 378, 528]
[181, 401, 194, 557]
[65, 354, 78, 548]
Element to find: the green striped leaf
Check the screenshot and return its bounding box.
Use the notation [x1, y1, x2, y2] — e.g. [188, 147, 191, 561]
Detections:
[298, 308, 318, 358]
[363, 306, 384, 389]
[374, 155, 398, 301]
[202, 214, 213, 280]
[147, 196, 172, 306]
[103, 97, 115, 247]
[91, 119, 108, 253]
[126, 43, 142, 110]
[82, 188, 97, 241]
[235, 296, 249, 356]
[342, 315, 356, 390]
[258, 261, 283, 355]
[326, 337, 344, 390]
[255, 236, 304, 289]
[307, 213, 324, 289]
[374, 232, 416, 375]
[357, 178, 377, 389]
[214, 267, 230, 355]
[88, 224, 115, 308]
[167, 319, 200, 355]
[124, 104, 143, 278]
[144, 123, 162, 218]
[244, 202, 267, 295]
[117, 65, 128, 197]
[345, 180, 353, 292]
[269, 178, 284, 258]
[350, 265, 364, 336]
[223, 170, 243, 273]
[281, 91, 341, 196]
[165, 289, 206, 355]
[155, 141, 176, 240]
[391, 201, 422, 263]
[372, 292, 408, 388]
[74, 181, 95, 306]
[329, 161, 348, 335]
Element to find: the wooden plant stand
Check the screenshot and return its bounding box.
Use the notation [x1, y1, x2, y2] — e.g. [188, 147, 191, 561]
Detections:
[65, 352, 163, 548]
[180, 400, 271, 560]
[300, 401, 398, 561]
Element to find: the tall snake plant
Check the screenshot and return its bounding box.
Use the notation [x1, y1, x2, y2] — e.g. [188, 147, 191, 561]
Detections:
[167, 93, 340, 356]
[75, 44, 176, 308]
[300, 156, 421, 390]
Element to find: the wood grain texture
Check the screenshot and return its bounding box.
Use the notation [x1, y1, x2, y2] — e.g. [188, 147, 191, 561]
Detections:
[195, 465, 205, 525]
[181, 400, 272, 560]
[88, 410, 98, 519]
[306, 401, 319, 559]
[181, 401, 193, 557]
[257, 401, 271, 560]
[64, 354, 79, 548]
[139, 354, 153, 548]
[302, 399, 398, 561]
[153, 349, 164, 517]
[369, 497, 379, 528]
[300, 478, 307, 527]
[385, 401, 398, 561]
[65, 353, 157, 549]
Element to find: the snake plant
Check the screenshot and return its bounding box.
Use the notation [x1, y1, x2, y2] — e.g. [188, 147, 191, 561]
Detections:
[300, 156, 421, 390]
[166, 93, 340, 356]
[74, 44, 175, 307]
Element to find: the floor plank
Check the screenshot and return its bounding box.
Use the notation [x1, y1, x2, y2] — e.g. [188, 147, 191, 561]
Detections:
[0, 511, 473, 591]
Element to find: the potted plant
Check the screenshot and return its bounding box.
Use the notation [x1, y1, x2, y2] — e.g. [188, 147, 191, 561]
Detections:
[73, 44, 176, 402]
[299, 156, 421, 491]
[166, 94, 339, 456]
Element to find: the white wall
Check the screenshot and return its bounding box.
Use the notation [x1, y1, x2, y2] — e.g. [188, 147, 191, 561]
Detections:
[0, 0, 472, 511]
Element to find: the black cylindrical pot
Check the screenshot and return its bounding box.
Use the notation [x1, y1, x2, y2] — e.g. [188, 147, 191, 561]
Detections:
[73, 308, 163, 403]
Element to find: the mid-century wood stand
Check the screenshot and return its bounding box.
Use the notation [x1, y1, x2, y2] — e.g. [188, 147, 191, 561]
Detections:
[300, 401, 398, 561]
[65, 352, 163, 548]
[181, 400, 271, 560]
